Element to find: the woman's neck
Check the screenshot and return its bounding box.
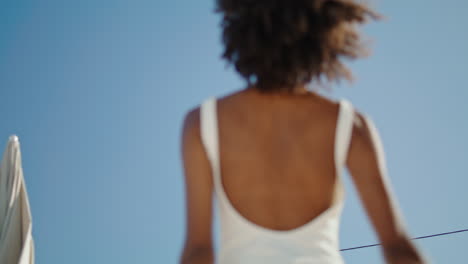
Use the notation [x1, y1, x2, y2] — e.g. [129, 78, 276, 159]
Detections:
[246, 84, 311, 96]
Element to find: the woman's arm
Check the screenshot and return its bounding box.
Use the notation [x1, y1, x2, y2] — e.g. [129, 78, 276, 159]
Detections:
[179, 108, 215, 264]
[346, 111, 427, 264]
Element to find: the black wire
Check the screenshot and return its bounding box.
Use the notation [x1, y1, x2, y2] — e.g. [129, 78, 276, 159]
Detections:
[340, 228, 468, 252]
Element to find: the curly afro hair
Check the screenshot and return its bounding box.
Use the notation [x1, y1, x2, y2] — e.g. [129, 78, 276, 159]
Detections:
[216, 0, 380, 92]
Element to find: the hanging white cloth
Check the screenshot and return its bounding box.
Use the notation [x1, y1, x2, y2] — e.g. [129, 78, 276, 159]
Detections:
[0, 135, 35, 264]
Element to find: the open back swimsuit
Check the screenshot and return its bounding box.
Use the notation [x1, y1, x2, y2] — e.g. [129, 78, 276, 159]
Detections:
[200, 97, 356, 264]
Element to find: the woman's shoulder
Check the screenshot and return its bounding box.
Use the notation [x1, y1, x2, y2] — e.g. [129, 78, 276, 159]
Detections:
[208, 88, 345, 106]
[193, 89, 365, 126]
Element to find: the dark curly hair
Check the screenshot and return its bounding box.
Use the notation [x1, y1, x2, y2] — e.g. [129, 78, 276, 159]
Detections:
[216, 0, 380, 92]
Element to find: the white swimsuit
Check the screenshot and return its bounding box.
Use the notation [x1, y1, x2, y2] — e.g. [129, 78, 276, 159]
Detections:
[200, 97, 356, 264]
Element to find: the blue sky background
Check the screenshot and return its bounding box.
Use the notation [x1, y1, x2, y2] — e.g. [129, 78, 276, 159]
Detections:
[0, 0, 467, 263]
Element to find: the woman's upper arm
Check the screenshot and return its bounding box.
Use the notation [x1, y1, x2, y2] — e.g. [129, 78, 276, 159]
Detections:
[346, 111, 408, 245]
[181, 108, 214, 252]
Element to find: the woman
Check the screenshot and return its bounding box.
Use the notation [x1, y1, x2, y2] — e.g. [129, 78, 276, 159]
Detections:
[180, 0, 426, 263]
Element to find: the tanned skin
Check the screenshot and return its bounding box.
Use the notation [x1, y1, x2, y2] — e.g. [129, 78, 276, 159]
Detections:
[180, 87, 426, 264]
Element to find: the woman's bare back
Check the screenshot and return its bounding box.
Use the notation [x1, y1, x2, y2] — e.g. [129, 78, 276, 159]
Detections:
[181, 88, 426, 264]
[216, 88, 342, 231]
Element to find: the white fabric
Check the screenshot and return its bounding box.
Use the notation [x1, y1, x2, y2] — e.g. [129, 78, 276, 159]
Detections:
[200, 98, 355, 264]
[0, 135, 35, 264]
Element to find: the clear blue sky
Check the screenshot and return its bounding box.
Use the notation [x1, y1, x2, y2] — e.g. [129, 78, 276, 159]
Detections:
[1, 0, 467, 263]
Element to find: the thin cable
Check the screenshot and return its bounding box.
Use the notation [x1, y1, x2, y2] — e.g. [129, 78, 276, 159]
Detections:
[341, 228, 468, 252]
